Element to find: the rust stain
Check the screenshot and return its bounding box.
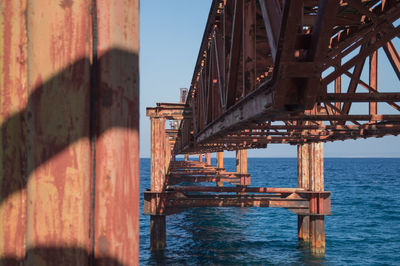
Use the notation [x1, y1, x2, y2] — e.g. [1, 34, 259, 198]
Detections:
[25, 0, 92, 265]
[95, 1, 140, 265]
[97, 235, 109, 255]
[0, 0, 27, 260]
[60, 0, 73, 9]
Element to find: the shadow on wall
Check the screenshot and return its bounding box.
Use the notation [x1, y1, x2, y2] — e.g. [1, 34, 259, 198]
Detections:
[1, 48, 138, 202]
[2, 248, 124, 266]
[0, 48, 138, 265]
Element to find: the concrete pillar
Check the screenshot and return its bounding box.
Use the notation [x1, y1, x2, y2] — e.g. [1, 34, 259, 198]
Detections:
[184, 154, 189, 161]
[150, 117, 166, 251]
[198, 154, 203, 162]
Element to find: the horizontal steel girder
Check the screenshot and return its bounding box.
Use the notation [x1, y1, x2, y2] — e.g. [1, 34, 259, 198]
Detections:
[144, 189, 331, 216]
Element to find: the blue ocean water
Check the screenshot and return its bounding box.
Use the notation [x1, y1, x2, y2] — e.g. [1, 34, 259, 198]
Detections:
[139, 158, 400, 265]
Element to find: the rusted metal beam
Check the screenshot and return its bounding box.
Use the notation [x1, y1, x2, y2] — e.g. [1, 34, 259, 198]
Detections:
[205, 153, 212, 165]
[303, 0, 339, 108]
[226, 0, 244, 108]
[0, 0, 27, 260]
[258, 0, 281, 62]
[144, 191, 331, 216]
[235, 148, 249, 189]
[383, 41, 400, 80]
[309, 142, 325, 256]
[149, 117, 166, 251]
[369, 40, 378, 117]
[243, 0, 257, 94]
[2, 1, 141, 264]
[196, 86, 274, 143]
[298, 144, 310, 243]
[146, 104, 191, 120]
[216, 151, 224, 186]
[167, 186, 306, 193]
[25, 1, 93, 264]
[324, 93, 400, 102]
[94, 1, 140, 264]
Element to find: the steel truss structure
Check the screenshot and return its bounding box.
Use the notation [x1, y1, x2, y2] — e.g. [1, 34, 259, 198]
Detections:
[173, 0, 400, 153]
[145, 0, 400, 257]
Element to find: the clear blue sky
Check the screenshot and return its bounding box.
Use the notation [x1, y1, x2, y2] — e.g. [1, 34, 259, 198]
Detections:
[140, 0, 400, 158]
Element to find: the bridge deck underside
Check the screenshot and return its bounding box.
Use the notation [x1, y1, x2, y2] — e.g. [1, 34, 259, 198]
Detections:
[163, 0, 400, 154]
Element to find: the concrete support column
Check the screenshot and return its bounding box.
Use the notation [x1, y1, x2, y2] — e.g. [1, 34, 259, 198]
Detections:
[198, 154, 203, 162]
[216, 152, 224, 187]
[184, 154, 189, 161]
[150, 117, 166, 251]
[205, 153, 211, 166]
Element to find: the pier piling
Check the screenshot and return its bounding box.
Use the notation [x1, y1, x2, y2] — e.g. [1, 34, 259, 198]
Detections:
[216, 152, 224, 187]
[150, 117, 167, 250]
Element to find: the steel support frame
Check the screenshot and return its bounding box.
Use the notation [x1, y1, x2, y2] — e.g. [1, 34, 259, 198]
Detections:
[297, 142, 325, 256]
[150, 117, 167, 251]
[144, 189, 331, 216]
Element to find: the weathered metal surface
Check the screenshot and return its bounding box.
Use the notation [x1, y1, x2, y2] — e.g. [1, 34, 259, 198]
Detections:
[25, 0, 92, 264]
[150, 216, 166, 251]
[144, 190, 331, 216]
[298, 144, 310, 243]
[145, 0, 400, 258]
[94, 0, 140, 265]
[0, 0, 27, 261]
[169, 0, 400, 154]
[205, 153, 211, 166]
[236, 149, 247, 174]
[150, 118, 166, 192]
[216, 152, 224, 168]
[148, 113, 167, 250]
[167, 186, 306, 193]
[309, 142, 325, 256]
[1, 0, 140, 264]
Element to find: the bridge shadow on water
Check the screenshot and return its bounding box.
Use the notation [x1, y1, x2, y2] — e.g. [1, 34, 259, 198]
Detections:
[0, 48, 138, 265]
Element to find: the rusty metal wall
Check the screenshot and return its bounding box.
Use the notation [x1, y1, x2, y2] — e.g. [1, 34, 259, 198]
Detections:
[0, 0, 28, 262]
[25, 0, 93, 264]
[0, 0, 139, 265]
[95, 0, 140, 265]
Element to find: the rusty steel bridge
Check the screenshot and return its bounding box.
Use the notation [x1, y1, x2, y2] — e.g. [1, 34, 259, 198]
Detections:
[1, 0, 400, 265]
[145, 0, 400, 257]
